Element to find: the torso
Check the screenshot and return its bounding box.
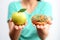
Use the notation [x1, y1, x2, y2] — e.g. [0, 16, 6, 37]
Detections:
[18, 1, 41, 40]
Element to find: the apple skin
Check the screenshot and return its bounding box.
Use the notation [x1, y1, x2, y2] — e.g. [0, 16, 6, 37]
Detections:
[12, 12, 27, 25]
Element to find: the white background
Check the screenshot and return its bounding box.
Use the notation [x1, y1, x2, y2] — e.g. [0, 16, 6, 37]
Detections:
[0, 0, 60, 40]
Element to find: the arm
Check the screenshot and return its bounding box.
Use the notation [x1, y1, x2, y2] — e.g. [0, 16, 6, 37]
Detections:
[36, 17, 52, 40]
[37, 2, 52, 40]
[7, 3, 25, 40]
[8, 19, 23, 40]
[37, 25, 50, 40]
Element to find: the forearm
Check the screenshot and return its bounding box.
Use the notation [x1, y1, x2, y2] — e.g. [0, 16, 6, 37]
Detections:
[37, 29, 48, 40]
[9, 28, 20, 40]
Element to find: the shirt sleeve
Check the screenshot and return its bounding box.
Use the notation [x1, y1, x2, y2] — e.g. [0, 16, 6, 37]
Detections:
[7, 2, 16, 21]
[41, 2, 53, 20]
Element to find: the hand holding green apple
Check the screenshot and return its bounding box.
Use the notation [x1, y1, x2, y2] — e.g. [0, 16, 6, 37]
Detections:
[12, 9, 27, 26]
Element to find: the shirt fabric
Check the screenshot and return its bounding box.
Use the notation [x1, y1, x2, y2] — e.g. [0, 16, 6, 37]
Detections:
[8, 1, 52, 40]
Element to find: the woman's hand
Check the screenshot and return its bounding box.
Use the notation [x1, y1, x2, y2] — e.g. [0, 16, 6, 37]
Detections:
[32, 16, 52, 40]
[35, 24, 50, 40]
[8, 18, 27, 40]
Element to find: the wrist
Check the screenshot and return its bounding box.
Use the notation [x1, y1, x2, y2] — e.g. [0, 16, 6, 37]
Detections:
[37, 29, 48, 40]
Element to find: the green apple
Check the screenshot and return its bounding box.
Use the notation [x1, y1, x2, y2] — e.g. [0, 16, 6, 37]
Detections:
[12, 9, 27, 25]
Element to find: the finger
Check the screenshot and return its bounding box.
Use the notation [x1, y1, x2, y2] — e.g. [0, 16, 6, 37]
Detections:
[32, 24, 36, 27]
[18, 25, 26, 30]
[36, 25, 44, 29]
[24, 21, 27, 26]
[16, 24, 26, 30]
[14, 25, 19, 30]
[44, 24, 50, 30]
[36, 25, 40, 28]
[9, 18, 13, 22]
[22, 25, 25, 28]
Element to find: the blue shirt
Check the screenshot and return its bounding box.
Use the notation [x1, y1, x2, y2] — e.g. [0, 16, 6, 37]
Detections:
[8, 1, 52, 40]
